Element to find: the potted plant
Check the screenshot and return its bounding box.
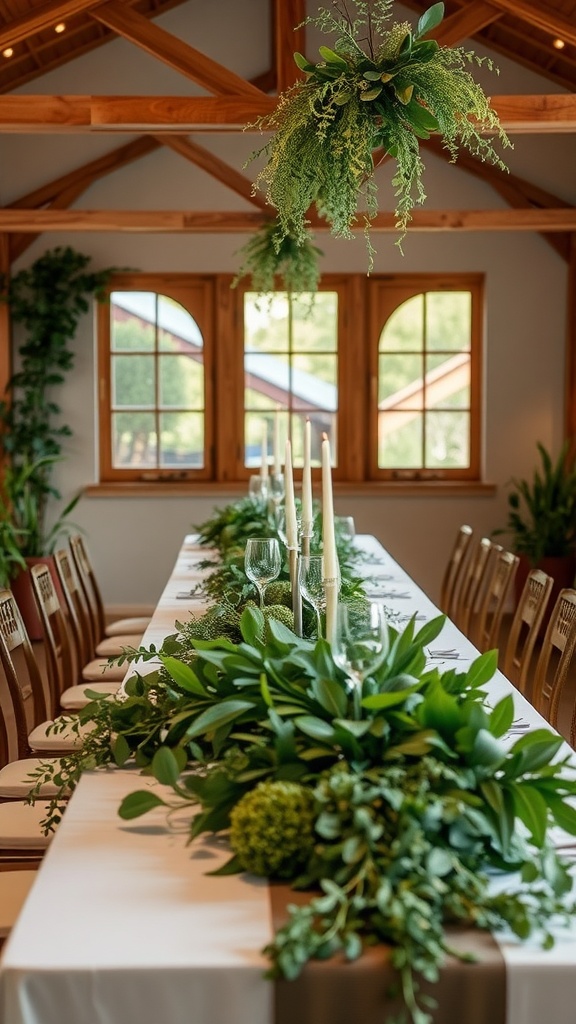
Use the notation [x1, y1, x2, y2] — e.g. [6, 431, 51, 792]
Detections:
[495, 440, 576, 601]
[0, 246, 115, 633]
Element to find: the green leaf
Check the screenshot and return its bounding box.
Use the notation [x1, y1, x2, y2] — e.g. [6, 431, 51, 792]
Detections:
[293, 52, 315, 74]
[489, 694, 515, 737]
[207, 853, 244, 876]
[414, 615, 445, 648]
[311, 676, 348, 717]
[240, 604, 264, 646]
[466, 650, 498, 689]
[512, 730, 564, 773]
[360, 86, 383, 101]
[362, 687, 416, 710]
[412, 39, 440, 61]
[118, 789, 167, 820]
[363, 70, 382, 81]
[419, 682, 461, 736]
[151, 746, 182, 787]
[510, 782, 548, 846]
[184, 699, 256, 739]
[294, 715, 336, 742]
[318, 46, 348, 70]
[112, 733, 131, 767]
[160, 656, 207, 697]
[416, 2, 445, 40]
[546, 795, 576, 835]
[470, 728, 506, 767]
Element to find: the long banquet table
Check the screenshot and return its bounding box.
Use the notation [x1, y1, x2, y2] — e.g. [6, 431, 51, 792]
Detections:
[1, 534, 576, 1024]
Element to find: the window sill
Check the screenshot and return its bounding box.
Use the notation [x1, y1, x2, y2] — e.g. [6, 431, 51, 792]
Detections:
[84, 481, 497, 499]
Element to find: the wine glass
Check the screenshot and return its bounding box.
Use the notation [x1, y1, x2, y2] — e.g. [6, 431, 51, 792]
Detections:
[333, 602, 389, 719]
[248, 474, 268, 504]
[268, 472, 285, 509]
[298, 554, 325, 638]
[244, 537, 281, 607]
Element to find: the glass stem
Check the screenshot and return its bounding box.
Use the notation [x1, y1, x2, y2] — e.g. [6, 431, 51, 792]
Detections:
[316, 609, 322, 640]
[259, 586, 266, 608]
[352, 674, 363, 720]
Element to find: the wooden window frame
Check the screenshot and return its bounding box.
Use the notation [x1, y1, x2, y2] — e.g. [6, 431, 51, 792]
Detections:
[96, 271, 483, 488]
[367, 273, 484, 482]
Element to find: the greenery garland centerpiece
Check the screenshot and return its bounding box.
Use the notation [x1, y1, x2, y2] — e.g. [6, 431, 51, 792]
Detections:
[248, 1, 511, 259]
[29, 608, 576, 1024]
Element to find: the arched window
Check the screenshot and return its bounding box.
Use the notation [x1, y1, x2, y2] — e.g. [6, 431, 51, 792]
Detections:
[368, 275, 482, 480]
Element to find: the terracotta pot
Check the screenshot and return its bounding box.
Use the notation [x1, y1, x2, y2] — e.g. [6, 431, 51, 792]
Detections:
[10, 556, 65, 641]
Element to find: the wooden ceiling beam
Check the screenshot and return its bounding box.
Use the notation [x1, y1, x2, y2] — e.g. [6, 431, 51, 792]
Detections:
[483, 0, 576, 48]
[0, 208, 575, 232]
[429, 2, 503, 46]
[274, 0, 306, 93]
[0, 0, 105, 50]
[156, 135, 268, 210]
[89, 1, 264, 96]
[0, 93, 573, 132]
[9, 180, 90, 261]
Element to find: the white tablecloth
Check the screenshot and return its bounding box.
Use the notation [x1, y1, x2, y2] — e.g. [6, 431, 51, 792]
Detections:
[2, 534, 576, 1024]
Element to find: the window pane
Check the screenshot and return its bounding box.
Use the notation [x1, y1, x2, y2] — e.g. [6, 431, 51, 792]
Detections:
[425, 411, 470, 468]
[244, 294, 289, 353]
[379, 295, 423, 352]
[245, 353, 290, 409]
[157, 295, 203, 352]
[245, 412, 271, 470]
[291, 293, 338, 352]
[427, 292, 471, 351]
[111, 292, 156, 352]
[292, 354, 337, 392]
[378, 354, 423, 408]
[112, 412, 157, 468]
[159, 413, 204, 468]
[425, 354, 470, 409]
[112, 355, 155, 407]
[378, 411, 423, 468]
[292, 412, 336, 467]
[159, 355, 204, 408]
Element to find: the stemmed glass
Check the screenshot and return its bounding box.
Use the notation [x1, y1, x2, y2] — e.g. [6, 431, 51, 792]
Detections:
[244, 538, 281, 608]
[248, 474, 268, 504]
[333, 602, 389, 719]
[298, 554, 326, 638]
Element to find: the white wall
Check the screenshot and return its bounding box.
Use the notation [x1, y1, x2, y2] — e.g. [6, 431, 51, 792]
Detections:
[2, 0, 574, 609]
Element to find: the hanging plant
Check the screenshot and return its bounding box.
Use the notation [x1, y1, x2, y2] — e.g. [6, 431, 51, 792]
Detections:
[232, 217, 323, 296]
[248, 1, 511, 259]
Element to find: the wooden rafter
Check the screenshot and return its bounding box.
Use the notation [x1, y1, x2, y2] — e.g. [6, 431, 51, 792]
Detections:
[484, 0, 576, 48]
[0, 0, 105, 50]
[430, 2, 503, 46]
[89, 1, 264, 96]
[0, 93, 573, 132]
[274, 0, 306, 93]
[156, 135, 268, 210]
[0, 208, 574, 232]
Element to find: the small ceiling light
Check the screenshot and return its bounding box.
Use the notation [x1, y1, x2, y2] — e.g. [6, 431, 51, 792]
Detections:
[54, 22, 66, 33]
[553, 37, 565, 49]
[2, 47, 13, 58]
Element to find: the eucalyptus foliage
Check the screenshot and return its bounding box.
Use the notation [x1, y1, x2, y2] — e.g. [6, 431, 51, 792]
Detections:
[249, 1, 511, 259]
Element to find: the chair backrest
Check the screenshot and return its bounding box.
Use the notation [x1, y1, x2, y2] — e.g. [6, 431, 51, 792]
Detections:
[0, 589, 47, 759]
[53, 547, 94, 669]
[502, 569, 553, 695]
[439, 524, 474, 620]
[453, 537, 493, 637]
[69, 534, 105, 649]
[471, 548, 519, 653]
[532, 588, 576, 730]
[29, 564, 78, 712]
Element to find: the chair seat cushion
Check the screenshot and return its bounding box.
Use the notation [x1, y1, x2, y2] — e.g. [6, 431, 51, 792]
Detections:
[0, 870, 38, 938]
[105, 616, 150, 638]
[0, 759, 63, 799]
[60, 681, 119, 710]
[81, 657, 128, 682]
[95, 634, 143, 658]
[0, 801, 55, 849]
[28, 718, 94, 753]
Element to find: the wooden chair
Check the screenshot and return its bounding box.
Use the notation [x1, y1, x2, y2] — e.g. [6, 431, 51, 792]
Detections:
[30, 563, 121, 712]
[531, 589, 576, 733]
[439, 524, 474, 620]
[470, 548, 519, 653]
[69, 534, 149, 654]
[53, 548, 134, 686]
[453, 537, 494, 638]
[502, 569, 553, 696]
[0, 591, 67, 862]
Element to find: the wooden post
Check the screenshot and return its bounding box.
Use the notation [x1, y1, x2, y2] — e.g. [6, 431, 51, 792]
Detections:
[565, 234, 576, 452]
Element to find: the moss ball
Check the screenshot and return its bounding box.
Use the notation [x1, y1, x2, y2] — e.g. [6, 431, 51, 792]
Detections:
[229, 780, 315, 878]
